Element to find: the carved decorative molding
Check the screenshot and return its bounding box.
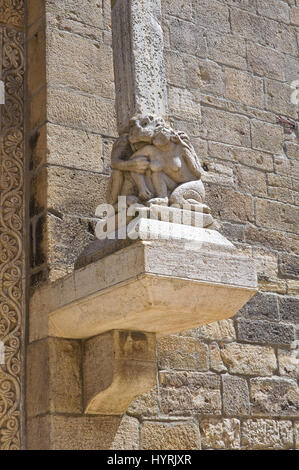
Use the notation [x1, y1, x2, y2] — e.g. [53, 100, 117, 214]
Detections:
[0, 21, 24, 450]
[0, 0, 24, 29]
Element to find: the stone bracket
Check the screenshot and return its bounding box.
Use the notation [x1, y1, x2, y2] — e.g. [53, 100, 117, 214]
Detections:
[83, 330, 156, 415]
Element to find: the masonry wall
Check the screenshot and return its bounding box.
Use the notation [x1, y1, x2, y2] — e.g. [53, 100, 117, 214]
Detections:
[27, 0, 299, 450]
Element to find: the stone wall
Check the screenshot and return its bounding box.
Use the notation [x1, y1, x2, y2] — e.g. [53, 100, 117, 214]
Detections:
[27, 0, 298, 449]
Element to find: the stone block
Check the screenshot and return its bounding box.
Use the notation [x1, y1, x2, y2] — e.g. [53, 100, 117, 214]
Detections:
[200, 419, 240, 450]
[196, 319, 236, 342]
[205, 184, 254, 223]
[207, 33, 247, 69]
[141, 422, 200, 450]
[247, 42, 285, 81]
[242, 419, 293, 449]
[209, 142, 274, 172]
[220, 343, 277, 376]
[169, 18, 207, 58]
[256, 0, 290, 23]
[251, 120, 284, 154]
[278, 254, 299, 280]
[278, 348, 299, 380]
[194, 0, 230, 32]
[237, 319, 295, 345]
[209, 342, 227, 373]
[202, 108, 251, 147]
[245, 291, 280, 321]
[250, 377, 299, 417]
[158, 336, 208, 371]
[83, 330, 156, 415]
[159, 371, 221, 415]
[265, 79, 298, 119]
[225, 68, 264, 108]
[27, 338, 82, 418]
[279, 296, 299, 323]
[127, 386, 159, 417]
[237, 167, 267, 196]
[255, 199, 297, 232]
[222, 375, 250, 416]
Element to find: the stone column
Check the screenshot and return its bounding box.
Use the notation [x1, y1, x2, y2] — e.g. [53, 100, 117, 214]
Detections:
[111, 0, 168, 132]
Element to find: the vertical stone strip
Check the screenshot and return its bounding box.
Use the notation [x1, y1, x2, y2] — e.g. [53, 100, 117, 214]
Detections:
[0, 0, 25, 450]
[111, 0, 167, 132]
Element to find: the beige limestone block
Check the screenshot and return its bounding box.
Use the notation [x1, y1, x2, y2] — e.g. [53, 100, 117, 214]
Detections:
[242, 419, 293, 450]
[225, 68, 264, 108]
[207, 33, 247, 69]
[278, 348, 299, 380]
[141, 421, 200, 450]
[200, 418, 240, 450]
[27, 415, 126, 450]
[159, 371, 221, 415]
[197, 319, 236, 342]
[158, 336, 208, 371]
[209, 342, 227, 373]
[83, 330, 156, 415]
[251, 120, 284, 154]
[220, 343, 277, 376]
[27, 338, 82, 418]
[202, 108, 251, 147]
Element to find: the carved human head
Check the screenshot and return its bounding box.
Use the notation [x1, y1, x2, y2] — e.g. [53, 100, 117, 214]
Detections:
[128, 113, 165, 145]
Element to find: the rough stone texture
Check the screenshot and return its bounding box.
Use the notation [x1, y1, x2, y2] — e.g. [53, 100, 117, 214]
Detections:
[220, 343, 277, 376]
[222, 375, 250, 416]
[200, 419, 240, 450]
[237, 319, 295, 345]
[159, 372, 221, 415]
[158, 336, 208, 371]
[250, 377, 299, 417]
[242, 419, 293, 450]
[141, 422, 200, 450]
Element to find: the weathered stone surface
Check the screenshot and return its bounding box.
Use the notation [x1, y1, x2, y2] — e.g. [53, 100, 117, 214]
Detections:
[209, 342, 227, 373]
[247, 42, 285, 80]
[255, 199, 297, 232]
[220, 343, 277, 376]
[225, 68, 264, 107]
[244, 291, 279, 321]
[231, 9, 297, 55]
[256, 0, 290, 23]
[222, 375, 250, 416]
[111, 0, 167, 132]
[200, 419, 240, 450]
[237, 319, 295, 345]
[251, 120, 284, 154]
[242, 419, 293, 449]
[194, 0, 230, 33]
[162, 0, 193, 21]
[141, 422, 200, 450]
[265, 79, 298, 119]
[279, 296, 299, 323]
[110, 415, 140, 450]
[236, 167, 267, 196]
[296, 422, 299, 449]
[205, 184, 254, 223]
[278, 255, 299, 280]
[159, 372, 221, 415]
[208, 33, 247, 69]
[209, 142, 274, 172]
[27, 338, 82, 418]
[196, 319, 236, 342]
[127, 386, 159, 416]
[27, 415, 128, 450]
[290, 6, 299, 25]
[278, 348, 299, 380]
[169, 17, 207, 58]
[158, 336, 208, 371]
[202, 108, 251, 147]
[250, 377, 299, 417]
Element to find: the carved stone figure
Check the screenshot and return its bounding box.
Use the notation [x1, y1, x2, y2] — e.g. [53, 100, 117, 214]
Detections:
[107, 113, 212, 219]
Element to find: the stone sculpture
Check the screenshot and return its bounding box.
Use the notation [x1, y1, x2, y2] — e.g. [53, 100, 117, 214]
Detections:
[107, 113, 215, 228]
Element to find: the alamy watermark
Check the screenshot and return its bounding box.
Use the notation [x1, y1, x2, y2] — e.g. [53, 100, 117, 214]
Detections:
[95, 196, 209, 242]
[0, 341, 5, 365]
